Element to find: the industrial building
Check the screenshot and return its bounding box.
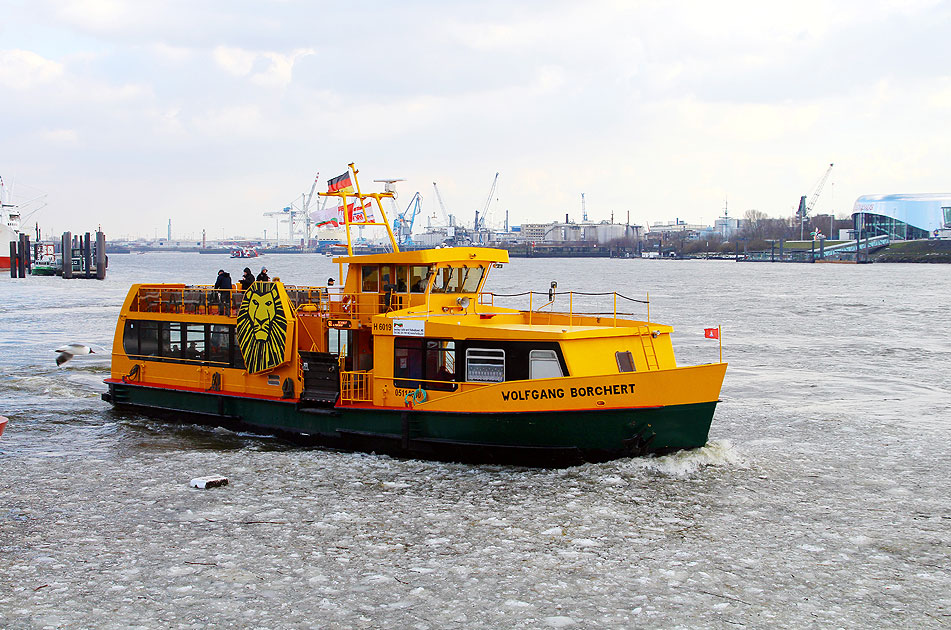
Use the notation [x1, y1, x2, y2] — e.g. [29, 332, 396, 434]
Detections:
[852, 193, 951, 240]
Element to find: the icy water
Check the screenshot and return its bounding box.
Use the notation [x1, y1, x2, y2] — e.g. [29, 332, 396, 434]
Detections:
[1, 253, 949, 629]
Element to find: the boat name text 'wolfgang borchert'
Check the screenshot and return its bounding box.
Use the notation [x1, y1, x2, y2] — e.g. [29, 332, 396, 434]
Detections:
[501, 383, 636, 402]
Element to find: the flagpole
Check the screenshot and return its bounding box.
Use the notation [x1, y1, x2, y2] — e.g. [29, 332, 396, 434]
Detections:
[719, 325, 722, 363]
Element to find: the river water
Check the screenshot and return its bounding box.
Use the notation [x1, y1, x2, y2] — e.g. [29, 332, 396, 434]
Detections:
[1, 253, 949, 629]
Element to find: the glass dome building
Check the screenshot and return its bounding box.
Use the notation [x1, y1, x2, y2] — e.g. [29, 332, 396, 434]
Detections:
[852, 194, 951, 240]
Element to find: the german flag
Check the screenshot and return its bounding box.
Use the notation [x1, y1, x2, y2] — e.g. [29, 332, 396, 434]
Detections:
[327, 171, 353, 193]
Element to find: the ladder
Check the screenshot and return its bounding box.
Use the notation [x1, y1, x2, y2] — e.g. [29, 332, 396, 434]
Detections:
[639, 327, 659, 370]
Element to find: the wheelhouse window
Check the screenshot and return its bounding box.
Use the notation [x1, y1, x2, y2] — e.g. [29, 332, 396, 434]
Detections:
[410, 266, 431, 293]
[430, 267, 457, 293]
[460, 265, 485, 293]
[529, 349, 564, 379]
[466, 348, 505, 383]
[616, 350, 636, 373]
[361, 265, 379, 292]
[395, 265, 409, 292]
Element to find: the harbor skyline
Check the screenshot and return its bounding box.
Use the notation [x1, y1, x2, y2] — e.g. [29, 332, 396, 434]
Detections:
[2, 1, 950, 238]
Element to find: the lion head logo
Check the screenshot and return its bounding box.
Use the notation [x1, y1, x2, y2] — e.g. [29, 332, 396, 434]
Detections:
[236, 282, 289, 374]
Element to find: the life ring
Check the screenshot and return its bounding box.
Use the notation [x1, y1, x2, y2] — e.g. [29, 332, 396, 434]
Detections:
[404, 386, 427, 407]
[341, 295, 351, 312]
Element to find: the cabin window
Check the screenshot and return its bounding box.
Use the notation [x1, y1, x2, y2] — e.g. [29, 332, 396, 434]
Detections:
[182, 324, 205, 361]
[121, 320, 241, 368]
[460, 265, 485, 293]
[208, 325, 231, 365]
[394, 338, 424, 389]
[426, 340, 456, 391]
[410, 266, 431, 293]
[616, 350, 636, 373]
[529, 349, 564, 379]
[466, 348, 505, 383]
[139, 321, 159, 356]
[361, 266, 379, 293]
[123, 321, 139, 355]
[160, 322, 184, 359]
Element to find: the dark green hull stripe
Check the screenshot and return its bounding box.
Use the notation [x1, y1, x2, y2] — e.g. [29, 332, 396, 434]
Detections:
[104, 383, 717, 467]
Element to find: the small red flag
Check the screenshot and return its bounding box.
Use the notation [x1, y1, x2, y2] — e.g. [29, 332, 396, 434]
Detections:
[704, 327, 719, 339]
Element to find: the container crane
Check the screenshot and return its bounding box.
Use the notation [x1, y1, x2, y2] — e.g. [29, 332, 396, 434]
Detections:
[393, 192, 421, 247]
[798, 163, 834, 240]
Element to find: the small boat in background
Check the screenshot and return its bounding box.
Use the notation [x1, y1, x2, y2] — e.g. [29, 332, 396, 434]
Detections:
[231, 247, 259, 259]
[0, 416, 8, 438]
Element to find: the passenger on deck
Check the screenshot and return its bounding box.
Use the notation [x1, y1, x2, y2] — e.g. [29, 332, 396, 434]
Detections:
[240, 267, 255, 291]
[256, 267, 269, 282]
[213, 269, 233, 315]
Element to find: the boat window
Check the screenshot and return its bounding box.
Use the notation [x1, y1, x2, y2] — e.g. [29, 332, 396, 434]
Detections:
[208, 325, 230, 365]
[328, 329, 350, 357]
[361, 265, 379, 293]
[426, 340, 456, 391]
[160, 322, 184, 359]
[530, 349, 564, 379]
[395, 265, 409, 292]
[410, 266, 431, 293]
[123, 321, 139, 356]
[120, 320, 240, 368]
[466, 348, 505, 383]
[616, 350, 636, 373]
[380, 265, 396, 291]
[394, 338, 424, 389]
[460, 265, 485, 293]
[431, 267, 461, 293]
[138, 321, 159, 356]
[183, 324, 205, 361]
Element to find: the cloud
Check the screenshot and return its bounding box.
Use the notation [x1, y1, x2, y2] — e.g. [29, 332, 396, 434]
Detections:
[213, 46, 315, 88]
[39, 128, 80, 144]
[0, 50, 64, 89]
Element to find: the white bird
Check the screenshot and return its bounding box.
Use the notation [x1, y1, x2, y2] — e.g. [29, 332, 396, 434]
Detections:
[55, 343, 96, 366]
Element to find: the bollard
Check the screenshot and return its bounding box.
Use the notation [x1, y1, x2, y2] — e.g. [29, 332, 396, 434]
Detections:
[95, 231, 106, 279]
[62, 231, 73, 278]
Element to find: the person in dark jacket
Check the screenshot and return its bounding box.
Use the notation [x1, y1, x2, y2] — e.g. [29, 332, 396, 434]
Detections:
[240, 267, 255, 290]
[257, 266, 269, 282]
[213, 269, 233, 315]
[214, 269, 233, 290]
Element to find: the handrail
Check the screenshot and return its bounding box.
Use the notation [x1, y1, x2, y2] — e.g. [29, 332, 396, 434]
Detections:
[481, 290, 650, 325]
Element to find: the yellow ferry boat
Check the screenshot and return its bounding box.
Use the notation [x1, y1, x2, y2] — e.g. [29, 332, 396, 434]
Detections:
[102, 165, 727, 466]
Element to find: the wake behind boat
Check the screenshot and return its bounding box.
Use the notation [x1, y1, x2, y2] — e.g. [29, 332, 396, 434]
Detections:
[101, 164, 726, 466]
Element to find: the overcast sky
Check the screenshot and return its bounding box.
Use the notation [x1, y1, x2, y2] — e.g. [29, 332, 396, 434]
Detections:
[2, 0, 950, 240]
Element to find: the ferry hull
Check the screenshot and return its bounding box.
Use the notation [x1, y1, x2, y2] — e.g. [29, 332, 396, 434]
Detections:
[103, 381, 717, 467]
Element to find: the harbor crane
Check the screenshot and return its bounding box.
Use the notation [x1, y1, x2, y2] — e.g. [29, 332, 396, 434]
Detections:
[265, 172, 324, 248]
[474, 172, 499, 244]
[392, 191, 422, 247]
[797, 163, 834, 240]
[432, 182, 451, 226]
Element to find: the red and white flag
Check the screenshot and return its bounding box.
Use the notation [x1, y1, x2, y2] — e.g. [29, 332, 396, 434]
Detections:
[704, 327, 719, 339]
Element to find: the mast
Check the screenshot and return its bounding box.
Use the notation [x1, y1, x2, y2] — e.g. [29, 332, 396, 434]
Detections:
[318, 163, 400, 256]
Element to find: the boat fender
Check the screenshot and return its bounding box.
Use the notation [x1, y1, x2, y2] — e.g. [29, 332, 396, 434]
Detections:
[404, 387, 427, 407]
